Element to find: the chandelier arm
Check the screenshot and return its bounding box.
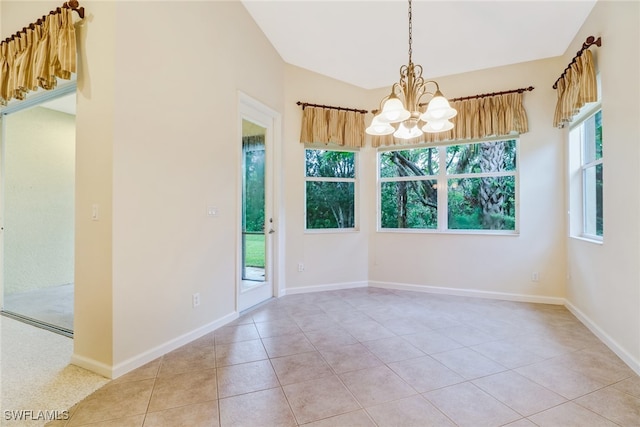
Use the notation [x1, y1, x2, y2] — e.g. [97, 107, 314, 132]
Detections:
[391, 82, 403, 98]
[413, 85, 430, 108]
[414, 80, 442, 106]
[424, 80, 441, 91]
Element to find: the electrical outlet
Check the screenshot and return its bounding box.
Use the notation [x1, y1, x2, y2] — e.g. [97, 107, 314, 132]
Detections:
[531, 272, 539, 282]
[297, 262, 304, 272]
[192, 292, 201, 308]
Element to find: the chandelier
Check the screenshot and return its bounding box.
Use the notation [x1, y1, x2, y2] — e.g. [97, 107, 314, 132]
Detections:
[366, 0, 457, 139]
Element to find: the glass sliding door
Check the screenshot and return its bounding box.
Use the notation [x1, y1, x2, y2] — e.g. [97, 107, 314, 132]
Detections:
[1, 91, 76, 336]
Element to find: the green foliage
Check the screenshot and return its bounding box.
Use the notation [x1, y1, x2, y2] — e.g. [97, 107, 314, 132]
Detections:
[380, 148, 439, 177]
[243, 147, 265, 233]
[380, 140, 517, 231]
[242, 141, 266, 269]
[244, 234, 265, 268]
[381, 181, 437, 228]
[595, 110, 603, 236]
[306, 150, 355, 229]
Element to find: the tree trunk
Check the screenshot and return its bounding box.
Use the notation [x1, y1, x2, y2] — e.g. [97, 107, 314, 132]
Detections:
[398, 180, 408, 228]
[479, 141, 505, 229]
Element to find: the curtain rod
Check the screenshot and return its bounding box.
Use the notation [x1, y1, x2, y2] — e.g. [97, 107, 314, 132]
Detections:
[1, 0, 84, 46]
[296, 101, 369, 115]
[553, 35, 601, 89]
[418, 86, 534, 107]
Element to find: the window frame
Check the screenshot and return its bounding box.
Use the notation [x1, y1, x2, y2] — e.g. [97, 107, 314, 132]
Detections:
[569, 104, 603, 243]
[377, 136, 520, 235]
[304, 145, 359, 233]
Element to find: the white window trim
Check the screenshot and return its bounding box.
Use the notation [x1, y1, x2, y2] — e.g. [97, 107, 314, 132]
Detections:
[569, 104, 603, 243]
[377, 138, 519, 235]
[304, 146, 359, 233]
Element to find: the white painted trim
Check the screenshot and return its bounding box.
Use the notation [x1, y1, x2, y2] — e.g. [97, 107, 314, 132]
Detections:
[565, 300, 640, 376]
[369, 281, 565, 305]
[283, 281, 368, 295]
[73, 311, 238, 379]
[0, 82, 77, 115]
[237, 91, 283, 312]
[69, 353, 113, 379]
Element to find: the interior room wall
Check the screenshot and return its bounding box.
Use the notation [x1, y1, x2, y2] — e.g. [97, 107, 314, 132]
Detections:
[564, 0, 640, 374]
[73, 0, 116, 375]
[110, 1, 285, 373]
[366, 57, 567, 303]
[3, 107, 75, 295]
[282, 65, 372, 293]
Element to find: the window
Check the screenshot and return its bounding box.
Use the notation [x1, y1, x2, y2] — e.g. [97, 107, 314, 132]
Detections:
[379, 139, 518, 232]
[305, 149, 357, 230]
[570, 108, 603, 239]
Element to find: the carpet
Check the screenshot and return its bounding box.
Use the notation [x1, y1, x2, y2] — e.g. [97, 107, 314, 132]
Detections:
[0, 316, 109, 426]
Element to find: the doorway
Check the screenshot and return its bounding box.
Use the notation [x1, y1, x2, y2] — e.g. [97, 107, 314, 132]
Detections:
[238, 94, 280, 312]
[0, 88, 76, 336]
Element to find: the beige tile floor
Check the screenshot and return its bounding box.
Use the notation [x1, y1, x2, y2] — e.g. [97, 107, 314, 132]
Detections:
[47, 288, 640, 427]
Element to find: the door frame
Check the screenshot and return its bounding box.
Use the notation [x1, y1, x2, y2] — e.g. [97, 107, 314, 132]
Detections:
[237, 92, 283, 312]
[0, 83, 77, 334]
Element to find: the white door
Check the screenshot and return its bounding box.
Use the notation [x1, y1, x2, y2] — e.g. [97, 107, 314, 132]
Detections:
[238, 95, 279, 312]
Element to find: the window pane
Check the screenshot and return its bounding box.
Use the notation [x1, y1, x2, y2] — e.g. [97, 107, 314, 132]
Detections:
[380, 148, 439, 178]
[448, 177, 516, 230]
[446, 140, 516, 175]
[381, 180, 437, 229]
[584, 163, 603, 236]
[583, 110, 603, 163]
[243, 147, 265, 233]
[306, 150, 355, 178]
[306, 181, 355, 229]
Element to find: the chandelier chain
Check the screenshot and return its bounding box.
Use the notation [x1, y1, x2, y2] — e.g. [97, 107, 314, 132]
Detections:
[408, 0, 413, 63]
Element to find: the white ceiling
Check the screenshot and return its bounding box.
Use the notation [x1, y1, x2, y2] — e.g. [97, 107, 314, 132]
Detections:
[40, 93, 76, 115]
[242, 0, 597, 90]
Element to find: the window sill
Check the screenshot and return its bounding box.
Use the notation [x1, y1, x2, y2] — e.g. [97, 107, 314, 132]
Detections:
[305, 228, 359, 234]
[570, 235, 603, 245]
[377, 229, 519, 236]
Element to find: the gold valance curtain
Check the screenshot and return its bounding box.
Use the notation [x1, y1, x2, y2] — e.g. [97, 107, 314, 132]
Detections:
[0, 8, 77, 106]
[372, 91, 529, 147]
[299, 106, 366, 148]
[553, 49, 597, 128]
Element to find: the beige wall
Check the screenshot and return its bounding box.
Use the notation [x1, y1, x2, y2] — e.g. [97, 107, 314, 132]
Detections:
[564, 0, 640, 373]
[365, 57, 567, 303]
[73, 0, 116, 375]
[3, 107, 75, 294]
[110, 1, 285, 371]
[283, 66, 371, 292]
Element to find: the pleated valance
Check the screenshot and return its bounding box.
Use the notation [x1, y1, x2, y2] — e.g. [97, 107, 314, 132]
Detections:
[0, 7, 77, 106]
[299, 106, 366, 148]
[371, 91, 529, 148]
[553, 49, 598, 128]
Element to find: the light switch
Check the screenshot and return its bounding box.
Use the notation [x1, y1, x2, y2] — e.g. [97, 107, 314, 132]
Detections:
[207, 206, 218, 217]
[91, 204, 99, 221]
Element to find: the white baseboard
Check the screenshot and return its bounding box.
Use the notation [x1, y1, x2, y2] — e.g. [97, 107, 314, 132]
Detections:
[565, 300, 640, 376]
[283, 281, 368, 295]
[369, 281, 565, 305]
[69, 353, 113, 379]
[72, 311, 238, 379]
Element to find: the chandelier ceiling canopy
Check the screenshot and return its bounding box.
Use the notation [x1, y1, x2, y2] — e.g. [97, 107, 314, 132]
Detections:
[366, 0, 457, 139]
